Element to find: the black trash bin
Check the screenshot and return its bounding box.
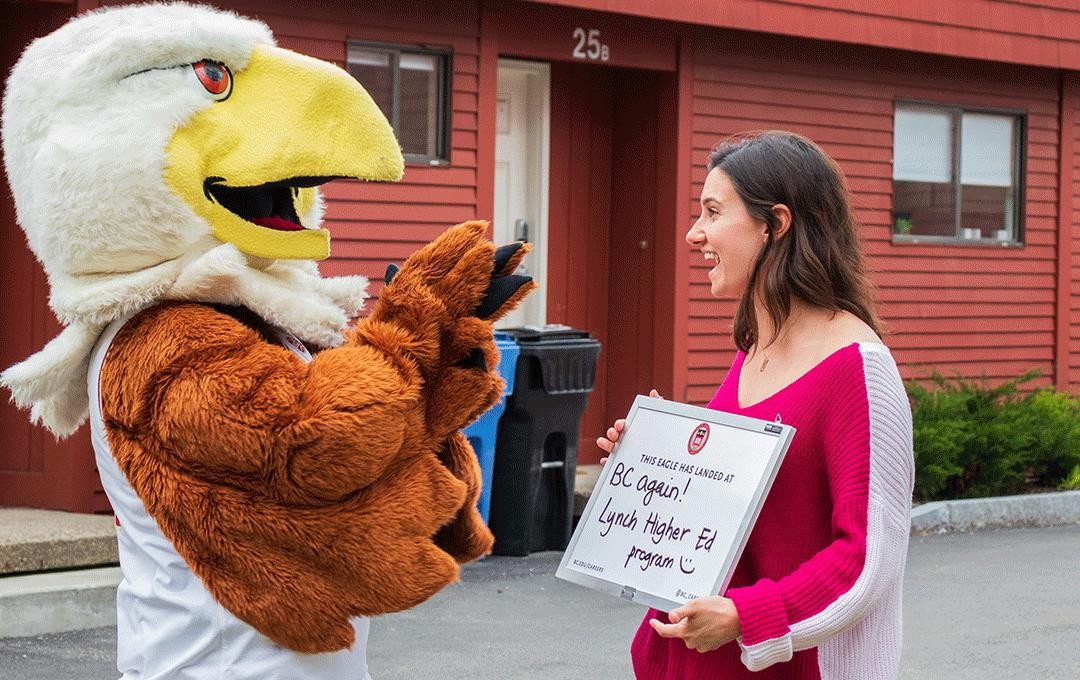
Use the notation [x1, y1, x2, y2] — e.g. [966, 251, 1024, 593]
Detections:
[489, 325, 601, 556]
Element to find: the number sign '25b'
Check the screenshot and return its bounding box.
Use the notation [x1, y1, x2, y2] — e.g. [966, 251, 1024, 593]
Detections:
[572, 27, 609, 62]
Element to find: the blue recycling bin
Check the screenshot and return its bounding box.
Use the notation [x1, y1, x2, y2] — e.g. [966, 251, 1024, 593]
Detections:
[463, 332, 520, 524]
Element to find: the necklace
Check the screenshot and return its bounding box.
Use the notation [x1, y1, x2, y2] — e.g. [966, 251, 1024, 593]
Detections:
[756, 308, 806, 373]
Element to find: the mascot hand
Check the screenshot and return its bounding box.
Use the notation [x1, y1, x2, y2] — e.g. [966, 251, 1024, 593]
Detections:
[356, 220, 535, 438]
[383, 240, 533, 339]
[373, 221, 533, 341]
[429, 431, 493, 562]
[204, 449, 468, 653]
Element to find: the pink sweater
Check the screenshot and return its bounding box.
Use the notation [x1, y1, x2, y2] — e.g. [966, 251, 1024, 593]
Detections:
[631, 343, 914, 679]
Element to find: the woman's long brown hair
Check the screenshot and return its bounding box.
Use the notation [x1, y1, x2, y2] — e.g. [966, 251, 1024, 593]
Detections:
[708, 131, 884, 353]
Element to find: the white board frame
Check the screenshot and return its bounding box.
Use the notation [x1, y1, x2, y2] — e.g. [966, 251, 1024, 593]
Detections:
[556, 395, 795, 611]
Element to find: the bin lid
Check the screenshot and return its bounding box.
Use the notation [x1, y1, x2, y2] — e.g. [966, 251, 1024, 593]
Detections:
[500, 324, 592, 342]
[493, 331, 520, 347]
[500, 325, 601, 394]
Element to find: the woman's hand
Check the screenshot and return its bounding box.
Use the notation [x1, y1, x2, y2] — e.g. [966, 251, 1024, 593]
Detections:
[595, 390, 662, 464]
[594, 419, 625, 464]
[650, 596, 741, 653]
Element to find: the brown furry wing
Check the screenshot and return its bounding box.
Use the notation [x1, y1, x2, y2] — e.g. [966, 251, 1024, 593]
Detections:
[100, 302, 467, 653]
[354, 221, 536, 560]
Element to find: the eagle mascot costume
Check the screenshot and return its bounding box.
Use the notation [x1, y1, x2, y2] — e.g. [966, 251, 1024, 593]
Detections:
[1, 3, 534, 677]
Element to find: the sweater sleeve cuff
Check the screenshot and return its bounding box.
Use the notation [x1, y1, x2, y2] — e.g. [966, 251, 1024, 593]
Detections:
[727, 581, 793, 671]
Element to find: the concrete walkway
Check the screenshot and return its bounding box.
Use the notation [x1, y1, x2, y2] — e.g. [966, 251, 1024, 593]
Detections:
[0, 508, 116, 574]
[1, 476, 1078, 639]
[0, 508, 120, 638]
[2, 525, 1078, 680]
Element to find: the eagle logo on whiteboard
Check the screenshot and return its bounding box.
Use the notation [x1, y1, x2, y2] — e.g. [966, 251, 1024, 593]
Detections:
[687, 423, 710, 455]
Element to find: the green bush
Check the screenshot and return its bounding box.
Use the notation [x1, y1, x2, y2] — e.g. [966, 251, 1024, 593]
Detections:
[1060, 465, 1080, 492]
[905, 370, 1080, 502]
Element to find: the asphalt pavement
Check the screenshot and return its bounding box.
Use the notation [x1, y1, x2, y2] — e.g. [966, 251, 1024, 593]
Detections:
[2, 524, 1078, 680]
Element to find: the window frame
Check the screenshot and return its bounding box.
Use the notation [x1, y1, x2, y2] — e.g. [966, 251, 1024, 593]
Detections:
[346, 39, 453, 166]
[891, 100, 1026, 247]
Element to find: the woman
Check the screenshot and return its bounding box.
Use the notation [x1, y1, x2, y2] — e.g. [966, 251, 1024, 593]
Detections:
[598, 131, 915, 679]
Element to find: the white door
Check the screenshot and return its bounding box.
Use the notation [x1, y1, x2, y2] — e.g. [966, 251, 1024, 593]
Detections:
[494, 60, 549, 329]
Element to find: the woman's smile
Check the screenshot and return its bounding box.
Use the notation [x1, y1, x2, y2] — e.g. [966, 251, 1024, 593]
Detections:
[686, 168, 768, 299]
[704, 249, 720, 274]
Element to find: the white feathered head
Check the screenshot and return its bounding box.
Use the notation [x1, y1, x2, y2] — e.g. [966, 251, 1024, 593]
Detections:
[1, 2, 405, 435]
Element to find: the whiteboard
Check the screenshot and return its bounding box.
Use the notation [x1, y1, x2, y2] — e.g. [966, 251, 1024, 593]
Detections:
[556, 395, 795, 611]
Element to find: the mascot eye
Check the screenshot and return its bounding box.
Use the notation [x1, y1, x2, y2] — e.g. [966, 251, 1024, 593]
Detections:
[192, 60, 232, 101]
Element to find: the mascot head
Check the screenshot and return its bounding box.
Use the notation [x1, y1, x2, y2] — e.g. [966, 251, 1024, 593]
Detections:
[1, 2, 405, 435]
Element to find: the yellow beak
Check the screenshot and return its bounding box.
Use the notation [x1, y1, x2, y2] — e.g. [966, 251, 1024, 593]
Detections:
[165, 45, 404, 261]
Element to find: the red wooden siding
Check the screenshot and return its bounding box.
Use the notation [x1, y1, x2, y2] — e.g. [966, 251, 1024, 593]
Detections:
[686, 29, 1063, 403]
[197, 0, 486, 298]
[531, 0, 1080, 71]
[1071, 75, 1080, 394]
[0, 0, 109, 513]
[4, 0, 1079, 513]
[663, 37, 696, 410]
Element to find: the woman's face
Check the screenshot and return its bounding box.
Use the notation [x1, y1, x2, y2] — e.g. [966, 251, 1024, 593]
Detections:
[685, 167, 768, 299]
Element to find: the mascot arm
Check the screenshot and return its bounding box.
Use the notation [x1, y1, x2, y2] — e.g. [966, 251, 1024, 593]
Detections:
[349, 221, 535, 562]
[106, 303, 425, 505]
[101, 302, 476, 652]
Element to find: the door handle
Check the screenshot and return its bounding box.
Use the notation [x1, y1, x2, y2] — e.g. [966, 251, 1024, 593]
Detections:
[514, 218, 530, 243]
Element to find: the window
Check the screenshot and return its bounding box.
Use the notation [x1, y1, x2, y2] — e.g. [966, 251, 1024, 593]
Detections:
[892, 103, 1023, 243]
[346, 42, 450, 164]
